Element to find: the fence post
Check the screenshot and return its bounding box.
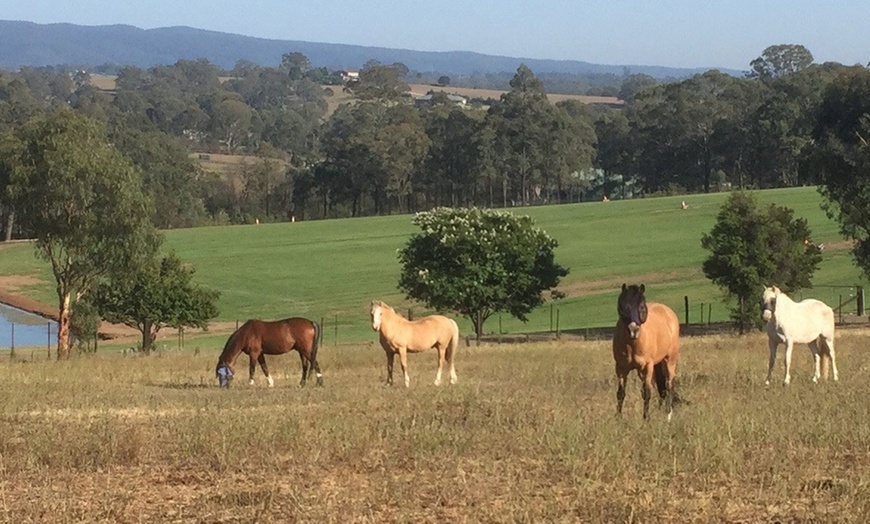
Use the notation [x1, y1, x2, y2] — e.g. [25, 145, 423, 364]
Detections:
[699, 303, 704, 324]
[334, 314, 338, 347]
[556, 309, 561, 339]
[707, 303, 712, 325]
[858, 286, 865, 316]
[684, 296, 689, 325]
[839, 295, 844, 324]
[550, 304, 554, 332]
[10, 322, 14, 353]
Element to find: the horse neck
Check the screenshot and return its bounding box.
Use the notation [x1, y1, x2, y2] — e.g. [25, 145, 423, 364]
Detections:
[378, 307, 407, 336]
[775, 292, 797, 314]
[218, 338, 242, 366]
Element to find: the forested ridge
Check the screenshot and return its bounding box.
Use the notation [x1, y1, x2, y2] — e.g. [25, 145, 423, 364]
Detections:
[0, 44, 868, 238]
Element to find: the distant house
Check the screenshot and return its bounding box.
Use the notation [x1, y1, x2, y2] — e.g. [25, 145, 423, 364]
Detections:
[338, 70, 360, 83]
[414, 93, 467, 107]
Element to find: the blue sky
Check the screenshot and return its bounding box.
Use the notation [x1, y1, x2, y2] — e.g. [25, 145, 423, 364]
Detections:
[1, 0, 867, 71]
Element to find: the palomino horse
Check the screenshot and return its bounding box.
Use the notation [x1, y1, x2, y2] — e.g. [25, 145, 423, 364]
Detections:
[612, 284, 681, 420]
[215, 317, 322, 388]
[370, 300, 459, 388]
[762, 286, 838, 385]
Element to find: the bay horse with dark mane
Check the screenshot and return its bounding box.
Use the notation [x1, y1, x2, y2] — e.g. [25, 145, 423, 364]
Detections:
[612, 284, 681, 420]
[215, 317, 322, 388]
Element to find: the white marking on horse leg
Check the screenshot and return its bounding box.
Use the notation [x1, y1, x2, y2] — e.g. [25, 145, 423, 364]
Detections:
[450, 366, 458, 385]
[404, 372, 410, 388]
[783, 341, 793, 385]
[828, 341, 839, 382]
[249, 379, 255, 386]
[667, 411, 673, 422]
[316, 372, 323, 379]
[809, 341, 821, 383]
[267, 375, 274, 388]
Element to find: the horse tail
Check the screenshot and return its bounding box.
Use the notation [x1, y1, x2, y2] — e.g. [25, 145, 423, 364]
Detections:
[446, 319, 460, 364]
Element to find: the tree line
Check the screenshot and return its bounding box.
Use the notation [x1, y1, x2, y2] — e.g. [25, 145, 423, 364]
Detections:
[0, 44, 868, 237]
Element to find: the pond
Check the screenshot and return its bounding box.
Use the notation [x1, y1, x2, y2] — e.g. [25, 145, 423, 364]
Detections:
[0, 303, 57, 349]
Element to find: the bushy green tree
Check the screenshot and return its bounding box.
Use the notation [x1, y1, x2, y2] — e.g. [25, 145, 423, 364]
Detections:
[91, 253, 220, 354]
[813, 66, 870, 279]
[398, 207, 568, 340]
[701, 191, 822, 333]
[0, 110, 159, 358]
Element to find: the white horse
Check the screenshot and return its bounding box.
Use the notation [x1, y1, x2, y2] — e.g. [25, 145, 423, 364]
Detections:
[761, 286, 839, 385]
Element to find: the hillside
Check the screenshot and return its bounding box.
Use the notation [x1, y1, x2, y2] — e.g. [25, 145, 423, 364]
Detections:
[0, 187, 865, 346]
[0, 20, 740, 79]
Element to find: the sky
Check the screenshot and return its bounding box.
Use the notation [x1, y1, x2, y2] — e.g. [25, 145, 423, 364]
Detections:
[1, 0, 867, 72]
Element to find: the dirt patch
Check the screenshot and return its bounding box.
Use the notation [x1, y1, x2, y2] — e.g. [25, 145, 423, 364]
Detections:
[822, 239, 854, 251]
[556, 269, 703, 298]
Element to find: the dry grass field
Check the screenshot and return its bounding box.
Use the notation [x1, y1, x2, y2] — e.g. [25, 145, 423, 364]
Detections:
[1, 328, 869, 523]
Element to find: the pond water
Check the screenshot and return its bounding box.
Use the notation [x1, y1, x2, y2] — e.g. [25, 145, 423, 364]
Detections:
[0, 303, 57, 349]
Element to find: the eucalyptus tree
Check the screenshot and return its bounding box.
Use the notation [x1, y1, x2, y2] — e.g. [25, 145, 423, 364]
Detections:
[0, 110, 159, 358]
[486, 64, 562, 206]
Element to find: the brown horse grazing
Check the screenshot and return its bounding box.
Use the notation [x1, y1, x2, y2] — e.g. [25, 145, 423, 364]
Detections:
[215, 317, 322, 388]
[612, 284, 681, 420]
[370, 300, 459, 388]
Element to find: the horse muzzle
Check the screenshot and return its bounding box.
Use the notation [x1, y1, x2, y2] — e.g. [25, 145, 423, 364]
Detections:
[216, 365, 234, 388]
[628, 322, 641, 340]
[762, 309, 772, 322]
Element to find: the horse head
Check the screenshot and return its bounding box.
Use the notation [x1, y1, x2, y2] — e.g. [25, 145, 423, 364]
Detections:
[761, 286, 781, 322]
[618, 283, 649, 340]
[370, 300, 387, 331]
[215, 361, 234, 388]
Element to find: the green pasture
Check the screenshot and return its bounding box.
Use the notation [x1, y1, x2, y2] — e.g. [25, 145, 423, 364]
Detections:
[0, 186, 866, 346]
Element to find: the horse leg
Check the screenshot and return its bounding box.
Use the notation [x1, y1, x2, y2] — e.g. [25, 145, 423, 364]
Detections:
[258, 353, 274, 388]
[808, 340, 821, 384]
[385, 350, 395, 386]
[299, 353, 309, 387]
[765, 337, 778, 386]
[434, 345, 446, 386]
[640, 367, 653, 421]
[666, 360, 677, 422]
[398, 347, 410, 388]
[311, 359, 324, 386]
[783, 340, 794, 385]
[615, 370, 627, 416]
[248, 351, 258, 386]
[826, 335, 839, 382]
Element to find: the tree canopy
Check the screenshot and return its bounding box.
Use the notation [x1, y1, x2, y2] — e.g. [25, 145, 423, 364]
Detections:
[397, 207, 568, 339]
[813, 66, 870, 279]
[91, 253, 220, 354]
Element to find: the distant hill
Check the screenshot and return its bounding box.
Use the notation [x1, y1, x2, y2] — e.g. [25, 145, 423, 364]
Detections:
[0, 20, 741, 79]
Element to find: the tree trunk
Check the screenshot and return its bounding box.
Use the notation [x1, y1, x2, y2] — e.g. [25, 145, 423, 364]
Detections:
[4, 210, 13, 241]
[142, 320, 153, 355]
[57, 292, 72, 359]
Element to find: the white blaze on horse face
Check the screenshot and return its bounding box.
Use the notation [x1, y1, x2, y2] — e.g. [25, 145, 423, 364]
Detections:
[371, 305, 382, 331]
[628, 322, 640, 339]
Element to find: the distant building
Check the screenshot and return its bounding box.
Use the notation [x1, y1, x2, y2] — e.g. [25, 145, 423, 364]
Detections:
[414, 93, 467, 107]
[338, 70, 360, 83]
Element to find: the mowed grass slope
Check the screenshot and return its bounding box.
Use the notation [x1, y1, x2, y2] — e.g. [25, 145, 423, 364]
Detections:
[0, 187, 866, 345]
[0, 332, 868, 521]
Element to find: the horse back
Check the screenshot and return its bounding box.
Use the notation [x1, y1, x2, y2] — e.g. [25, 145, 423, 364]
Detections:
[402, 314, 457, 351]
[236, 317, 316, 355]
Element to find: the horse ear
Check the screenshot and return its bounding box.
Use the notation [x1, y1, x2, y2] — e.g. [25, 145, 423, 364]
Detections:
[639, 284, 645, 293]
[621, 283, 627, 292]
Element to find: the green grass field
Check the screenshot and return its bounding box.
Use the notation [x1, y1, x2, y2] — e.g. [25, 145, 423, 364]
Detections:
[0, 331, 868, 521]
[0, 187, 866, 347]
